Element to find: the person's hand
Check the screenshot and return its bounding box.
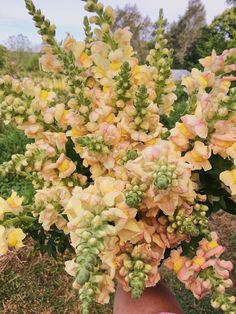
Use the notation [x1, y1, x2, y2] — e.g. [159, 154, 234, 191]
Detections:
[114, 281, 184, 314]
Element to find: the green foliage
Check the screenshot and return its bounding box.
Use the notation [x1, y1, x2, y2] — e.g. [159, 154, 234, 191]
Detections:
[160, 83, 188, 129]
[0, 124, 35, 203]
[168, 0, 206, 67]
[211, 7, 236, 48]
[28, 224, 74, 258]
[0, 45, 7, 70]
[0, 49, 40, 75]
[184, 7, 236, 69]
[0, 124, 30, 163]
[66, 137, 91, 180]
[24, 53, 40, 72]
[0, 176, 35, 205]
[199, 155, 235, 215]
[1, 34, 41, 75]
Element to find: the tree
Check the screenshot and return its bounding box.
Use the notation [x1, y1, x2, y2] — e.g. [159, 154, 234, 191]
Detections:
[211, 7, 236, 47]
[5, 34, 33, 73]
[184, 7, 236, 69]
[226, 0, 236, 5]
[6, 34, 32, 52]
[112, 4, 154, 63]
[168, 0, 206, 68]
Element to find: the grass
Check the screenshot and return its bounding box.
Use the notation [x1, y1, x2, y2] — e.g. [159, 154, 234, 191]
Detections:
[0, 124, 30, 164]
[0, 241, 113, 314]
[0, 124, 35, 203]
[0, 242, 79, 314]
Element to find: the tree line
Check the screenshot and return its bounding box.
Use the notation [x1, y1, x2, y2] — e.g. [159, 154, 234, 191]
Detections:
[113, 0, 236, 69]
[0, 34, 40, 74]
[0, 0, 235, 74]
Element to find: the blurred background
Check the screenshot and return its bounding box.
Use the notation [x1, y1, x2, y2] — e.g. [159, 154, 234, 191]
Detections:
[0, 0, 235, 75]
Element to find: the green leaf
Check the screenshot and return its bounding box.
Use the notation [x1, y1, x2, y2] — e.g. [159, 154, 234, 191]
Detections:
[223, 197, 236, 215]
[65, 137, 91, 179]
[198, 154, 235, 215]
[181, 235, 203, 258]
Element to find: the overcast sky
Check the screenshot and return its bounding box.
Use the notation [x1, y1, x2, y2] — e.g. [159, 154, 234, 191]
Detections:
[0, 0, 229, 47]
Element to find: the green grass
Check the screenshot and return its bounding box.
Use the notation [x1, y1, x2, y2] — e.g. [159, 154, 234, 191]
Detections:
[0, 124, 34, 203]
[0, 124, 30, 164]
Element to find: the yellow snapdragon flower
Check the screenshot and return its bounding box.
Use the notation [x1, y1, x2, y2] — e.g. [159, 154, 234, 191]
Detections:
[7, 227, 26, 249]
[220, 169, 236, 195]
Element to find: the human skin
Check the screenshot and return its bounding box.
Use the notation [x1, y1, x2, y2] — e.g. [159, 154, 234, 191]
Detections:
[113, 281, 184, 314]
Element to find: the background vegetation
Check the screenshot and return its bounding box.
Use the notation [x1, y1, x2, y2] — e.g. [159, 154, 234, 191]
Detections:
[0, 0, 235, 74]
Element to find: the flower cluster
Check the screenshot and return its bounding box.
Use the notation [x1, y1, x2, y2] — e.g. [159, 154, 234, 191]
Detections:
[0, 0, 235, 313]
[165, 232, 236, 313]
[0, 192, 27, 254]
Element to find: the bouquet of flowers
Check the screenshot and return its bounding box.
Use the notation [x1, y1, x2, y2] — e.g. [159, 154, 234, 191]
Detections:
[0, 0, 236, 313]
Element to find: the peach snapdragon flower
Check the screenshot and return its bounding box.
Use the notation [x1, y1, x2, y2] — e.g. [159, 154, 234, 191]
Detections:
[42, 153, 76, 181]
[40, 46, 63, 73]
[184, 141, 211, 171]
[220, 168, 236, 195]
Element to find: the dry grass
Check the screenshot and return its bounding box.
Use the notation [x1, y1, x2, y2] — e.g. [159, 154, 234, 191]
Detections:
[0, 240, 80, 314]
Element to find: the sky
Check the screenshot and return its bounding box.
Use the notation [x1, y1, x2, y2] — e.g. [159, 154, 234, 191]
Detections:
[0, 0, 229, 48]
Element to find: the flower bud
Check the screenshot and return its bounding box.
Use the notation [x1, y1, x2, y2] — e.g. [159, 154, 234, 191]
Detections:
[76, 269, 90, 285]
[134, 260, 144, 270]
[211, 300, 220, 309]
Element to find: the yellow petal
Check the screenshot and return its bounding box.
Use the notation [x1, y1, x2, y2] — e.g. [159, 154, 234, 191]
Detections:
[40, 90, 49, 101]
[103, 191, 124, 207]
[123, 219, 141, 233]
[105, 114, 115, 124]
[58, 160, 70, 172]
[110, 61, 122, 71]
[199, 76, 207, 89]
[173, 259, 184, 272]
[7, 228, 25, 249]
[193, 257, 205, 266]
[191, 151, 204, 162]
[6, 197, 18, 208]
[179, 124, 192, 137]
[207, 240, 219, 250]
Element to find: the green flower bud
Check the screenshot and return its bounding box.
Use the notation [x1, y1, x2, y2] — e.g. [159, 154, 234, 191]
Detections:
[88, 237, 97, 245]
[134, 260, 144, 270]
[154, 174, 170, 189]
[76, 269, 90, 285]
[124, 260, 133, 269]
[144, 264, 152, 273]
[125, 150, 139, 162]
[115, 61, 132, 103]
[125, 183, 145, 208]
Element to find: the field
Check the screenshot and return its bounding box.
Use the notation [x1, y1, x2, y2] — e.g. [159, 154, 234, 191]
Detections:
[0, 125, 235, 314]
